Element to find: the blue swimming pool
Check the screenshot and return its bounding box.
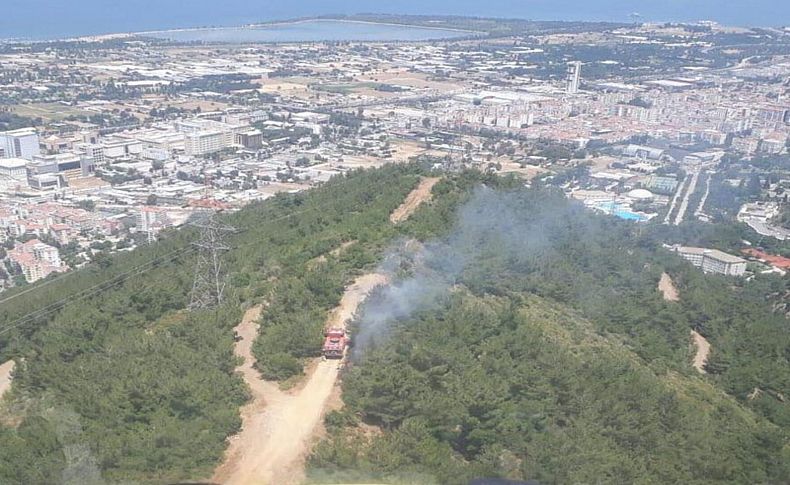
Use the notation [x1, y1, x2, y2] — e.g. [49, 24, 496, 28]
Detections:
[594, 201, 648, 222]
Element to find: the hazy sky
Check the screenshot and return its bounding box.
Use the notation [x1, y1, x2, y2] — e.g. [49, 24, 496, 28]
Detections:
[2, 0, 788, 39]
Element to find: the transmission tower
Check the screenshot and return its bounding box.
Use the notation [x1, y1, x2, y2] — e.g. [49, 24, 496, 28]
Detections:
[188, 212, 235, 311]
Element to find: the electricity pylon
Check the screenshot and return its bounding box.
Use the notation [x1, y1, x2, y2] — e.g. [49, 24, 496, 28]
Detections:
[188, 212, 235, 311]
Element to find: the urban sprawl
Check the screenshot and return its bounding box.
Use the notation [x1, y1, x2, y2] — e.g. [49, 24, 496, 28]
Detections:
[0, 18, 789, 290]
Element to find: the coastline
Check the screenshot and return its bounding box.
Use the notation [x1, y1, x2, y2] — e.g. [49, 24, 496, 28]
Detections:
[135, 18, 483, 40]
[0, 17, 484, 44]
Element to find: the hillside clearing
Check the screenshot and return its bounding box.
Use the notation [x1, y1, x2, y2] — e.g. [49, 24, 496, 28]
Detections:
[658, 273, 711, 373]
[0, 360, 14, 401]
[389, 177, 440, 223]
[690, 330, 711, 374]
[658, 272, 679, 302]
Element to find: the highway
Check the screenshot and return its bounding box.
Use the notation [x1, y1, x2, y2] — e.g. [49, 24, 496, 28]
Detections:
[674, 168, 701, 226]
[694, 172, 711, 220]
[663, 173, 687, 225]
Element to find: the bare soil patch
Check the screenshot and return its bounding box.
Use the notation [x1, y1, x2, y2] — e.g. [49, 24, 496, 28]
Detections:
[390, 177, 440, 224]
[690, 330, 711, 374]
[658, 272, 679, 302]
[0, 360, 14, 402]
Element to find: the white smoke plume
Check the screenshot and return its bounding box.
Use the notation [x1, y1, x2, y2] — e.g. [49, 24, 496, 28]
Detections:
[351, 185, 581, 359]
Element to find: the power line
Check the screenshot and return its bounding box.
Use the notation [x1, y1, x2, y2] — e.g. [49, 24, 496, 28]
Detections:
[0, 247, 193, 338]
[188, 213, 235, 311]
[0, 204, 318, 338]
[0, 269, 75, 306]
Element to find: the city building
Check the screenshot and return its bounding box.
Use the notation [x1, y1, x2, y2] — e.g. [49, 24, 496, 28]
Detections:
[672, 246, 747, 276]
[31, 153, 83, 177]
[0, 128, 41, 160]
[566, 61, 582, 95]
[7, 238, 67, 283]
[737, 202, 790, 241]
[75, 142, 106, 166]
[137, 206, 172, 242]
[178, 119, 241, 156]
[185, 130, 234, 156]
[236, 129, 264, 150]
[0, 158, 28, 184]
[645, 175, 679, 195]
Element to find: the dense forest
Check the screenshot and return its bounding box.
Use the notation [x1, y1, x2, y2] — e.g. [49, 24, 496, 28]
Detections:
[0, 112, 40, 131]
[308, 174, 790, 484]
[0, 165, 424, 483]
[0, 164, 788, 484]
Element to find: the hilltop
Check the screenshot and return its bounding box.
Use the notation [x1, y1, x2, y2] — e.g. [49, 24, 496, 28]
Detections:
[0, 165, 788, 484]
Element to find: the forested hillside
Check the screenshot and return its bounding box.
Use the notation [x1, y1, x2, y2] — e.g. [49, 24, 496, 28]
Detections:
[0, 165, 788, 484]
[312, 292, 787, 483]
[0, 165, 424, 484]
[309, 178, 790, 484]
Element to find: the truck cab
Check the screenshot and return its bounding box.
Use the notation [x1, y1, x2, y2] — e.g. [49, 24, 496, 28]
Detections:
[322, 327, 348, 359]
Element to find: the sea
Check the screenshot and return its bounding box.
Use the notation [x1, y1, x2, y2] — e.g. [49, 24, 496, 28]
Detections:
[1, 0, 787, 41]
[146, 20, 472, 43]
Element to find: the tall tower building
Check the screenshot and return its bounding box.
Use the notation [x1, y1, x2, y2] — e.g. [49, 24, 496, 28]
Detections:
[566, 61, 582, 95]
[0, 128, 41, 160]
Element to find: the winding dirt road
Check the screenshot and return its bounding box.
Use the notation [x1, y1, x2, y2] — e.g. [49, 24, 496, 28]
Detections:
[213, 274, 387, 485]
[657, 272, 711, 374]
[214, 177, 437, 484]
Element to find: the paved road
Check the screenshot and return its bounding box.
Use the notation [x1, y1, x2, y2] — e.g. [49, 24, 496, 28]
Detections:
[694, 172, 711, 219]
[674, 169, 700, 225]
[663, 174, 687, 224]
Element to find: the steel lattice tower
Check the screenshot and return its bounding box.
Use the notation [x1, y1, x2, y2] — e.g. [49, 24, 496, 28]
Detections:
[188, 212, 235, 310]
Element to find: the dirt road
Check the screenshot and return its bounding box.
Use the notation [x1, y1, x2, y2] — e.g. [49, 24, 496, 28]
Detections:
[215, 176, 423, 483]
[390, 177, 440, 223]
[658, 272, 679, 302]
[658, 273, 711, 373]
[0, 360, 14, 401]
[690, 330, 711, 374]
[213, 273, 387, 485]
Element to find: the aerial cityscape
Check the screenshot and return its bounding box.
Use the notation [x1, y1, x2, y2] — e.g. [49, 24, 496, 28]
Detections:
[0, 5, 788, 485]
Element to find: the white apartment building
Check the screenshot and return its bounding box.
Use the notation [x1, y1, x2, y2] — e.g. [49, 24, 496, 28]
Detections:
[566, 61, 582, 95]
[0, 158, 28, 183]
[8, 239, 66, 283]
[75, 142, 106, 165]
[137, 206, 173, 243]
[0, 128, 40, 160]
[137, 206, 172, 233]
[177, 119, 242, 156]
[184, 130, 234, 156]
[673, 246, 747, 276]
[133, 131, 185, 161]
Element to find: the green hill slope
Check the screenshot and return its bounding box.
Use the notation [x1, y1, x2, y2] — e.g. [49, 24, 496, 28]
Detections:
[311, 291, 789, 484]
[0, 165, 424, 484]
[0, 166, 787, 484]
[309, 179, 790, 485]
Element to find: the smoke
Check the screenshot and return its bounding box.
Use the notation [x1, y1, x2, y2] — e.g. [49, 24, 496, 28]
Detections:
[51, 406, 105, 485]
[351, 185, 576, 359]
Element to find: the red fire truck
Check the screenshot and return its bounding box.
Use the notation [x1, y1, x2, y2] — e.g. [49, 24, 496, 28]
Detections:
[322, 327, 349, 359]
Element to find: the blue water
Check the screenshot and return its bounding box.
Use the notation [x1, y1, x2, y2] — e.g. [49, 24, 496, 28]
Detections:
[1, 1, 787, 40]
[148, 20, 470, 43]
[594, 201, 648, 222]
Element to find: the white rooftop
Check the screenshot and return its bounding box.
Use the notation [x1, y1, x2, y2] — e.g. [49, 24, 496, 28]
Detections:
[0, 158, 27, 169]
